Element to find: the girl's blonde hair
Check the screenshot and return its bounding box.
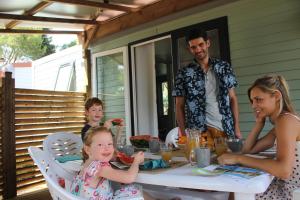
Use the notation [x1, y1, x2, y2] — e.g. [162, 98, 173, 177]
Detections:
[82, 126, 112, 162]
[248, 74, 295, 114]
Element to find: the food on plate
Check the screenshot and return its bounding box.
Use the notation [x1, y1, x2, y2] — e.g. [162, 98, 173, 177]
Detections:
[116, 151, 134, 165]
[112, 118, 123, 126]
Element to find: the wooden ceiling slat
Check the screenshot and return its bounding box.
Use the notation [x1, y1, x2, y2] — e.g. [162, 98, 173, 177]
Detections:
[5, 1, 53, 29]
[46, 0, 138, 12]
[0, 29, 82, 35]
[0, 13, 98, 25]
[93, 0, 211, 39]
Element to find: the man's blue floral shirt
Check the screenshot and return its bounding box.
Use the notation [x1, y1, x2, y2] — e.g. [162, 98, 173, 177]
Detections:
[172, 58, 238, 138]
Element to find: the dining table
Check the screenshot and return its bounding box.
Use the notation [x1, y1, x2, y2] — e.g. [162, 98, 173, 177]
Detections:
[59, 151, 274, 200]
[135, 152, 273, 200]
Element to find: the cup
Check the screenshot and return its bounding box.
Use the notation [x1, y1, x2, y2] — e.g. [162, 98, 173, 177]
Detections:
[149, 138, 160, 153]
[195, 147, 211, 168]
[160, 143, 172, 164]
[214, 137, 227, 156]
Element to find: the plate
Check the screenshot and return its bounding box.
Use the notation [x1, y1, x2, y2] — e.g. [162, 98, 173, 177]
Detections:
[192, 168, 224, 176]
[110, 161, 129, 169]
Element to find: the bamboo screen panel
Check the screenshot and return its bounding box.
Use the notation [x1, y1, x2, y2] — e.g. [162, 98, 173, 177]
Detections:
[15, 88, 86, 195]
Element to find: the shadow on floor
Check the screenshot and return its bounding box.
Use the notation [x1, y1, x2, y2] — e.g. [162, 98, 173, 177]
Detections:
[8, 189, 52, 200]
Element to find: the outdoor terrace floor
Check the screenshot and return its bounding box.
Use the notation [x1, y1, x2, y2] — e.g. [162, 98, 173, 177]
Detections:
[8, 189, 51, 200]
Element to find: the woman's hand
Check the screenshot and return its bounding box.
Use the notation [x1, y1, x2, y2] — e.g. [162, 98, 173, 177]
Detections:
[217, 153, 239, 165]
[133, 151, 144, 165]
[254, 110, 266, 124]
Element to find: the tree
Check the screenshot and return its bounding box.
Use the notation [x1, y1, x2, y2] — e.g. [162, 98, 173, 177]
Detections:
[0, 34, 56, 65]
[59, 40, 77, 51]
[41, 35, 56, 56]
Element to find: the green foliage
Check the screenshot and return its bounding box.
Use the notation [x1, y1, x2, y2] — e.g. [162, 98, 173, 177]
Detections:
[41, 35, 56, 56]
[60, 40, 77, 51]
[0, 34, 56, 64]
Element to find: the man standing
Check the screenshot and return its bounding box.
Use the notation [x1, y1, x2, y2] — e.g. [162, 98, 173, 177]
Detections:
[172, 29, 241, 141]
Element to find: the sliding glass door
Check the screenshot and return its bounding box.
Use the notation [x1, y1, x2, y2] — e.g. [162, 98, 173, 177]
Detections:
[92, 47, 131, 139]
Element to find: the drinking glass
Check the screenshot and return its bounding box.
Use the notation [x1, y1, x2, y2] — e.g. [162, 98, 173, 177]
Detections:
[195, 147, 211, 168]
[116, 135, 126, 152]
[184, 129, 200, 162]
[160, 143, 172, 164]
[149, 138, 160, 153]
[214, 137, 227, 156]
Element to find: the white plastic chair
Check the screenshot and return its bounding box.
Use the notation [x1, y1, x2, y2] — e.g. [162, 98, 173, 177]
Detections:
[43, 132, 83, 184]
[28, 146, 85, 200]
[165, 127, 179, 148]
[43, 132, 83, 159]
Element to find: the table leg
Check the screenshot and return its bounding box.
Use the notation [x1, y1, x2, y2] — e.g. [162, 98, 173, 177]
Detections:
[234, 193, 255, 200]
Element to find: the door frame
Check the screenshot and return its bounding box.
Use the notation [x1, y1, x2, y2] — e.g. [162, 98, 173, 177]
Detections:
[129, 35, 171, 136]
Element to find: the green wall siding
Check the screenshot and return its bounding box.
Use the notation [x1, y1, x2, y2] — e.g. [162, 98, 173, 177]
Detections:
[91, 0, 300, 136]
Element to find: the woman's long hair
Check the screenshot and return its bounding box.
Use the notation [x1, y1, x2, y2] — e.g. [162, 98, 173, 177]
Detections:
[248, 74, 295, 114]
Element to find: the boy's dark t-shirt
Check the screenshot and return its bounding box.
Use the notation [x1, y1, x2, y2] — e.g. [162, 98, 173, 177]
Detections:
[81, 124, 91, 140]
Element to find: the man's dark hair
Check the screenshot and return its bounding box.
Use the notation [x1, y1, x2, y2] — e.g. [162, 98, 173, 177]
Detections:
[185, 29, 208, 43]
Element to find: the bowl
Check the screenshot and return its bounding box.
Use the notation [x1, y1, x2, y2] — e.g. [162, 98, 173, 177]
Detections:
[226, 138, 243, 153]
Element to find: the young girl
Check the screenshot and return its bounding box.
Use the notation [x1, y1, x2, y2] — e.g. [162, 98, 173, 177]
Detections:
[71, 126, 144, 199]
[218, 75, 300, 199]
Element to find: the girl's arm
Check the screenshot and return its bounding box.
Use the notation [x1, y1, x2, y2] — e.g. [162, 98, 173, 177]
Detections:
[98, 152, 144, 184]
[219, 115, 298, 179]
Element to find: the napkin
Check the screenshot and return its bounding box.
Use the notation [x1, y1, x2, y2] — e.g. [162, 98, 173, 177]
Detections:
[139, 159, 169, 170]
[56, 155, 82, 163]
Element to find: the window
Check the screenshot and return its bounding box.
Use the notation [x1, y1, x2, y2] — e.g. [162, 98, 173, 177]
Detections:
[92, 47, 131, 139]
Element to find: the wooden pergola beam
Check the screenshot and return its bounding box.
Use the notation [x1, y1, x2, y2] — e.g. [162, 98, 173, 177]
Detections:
[83, 25, 100, 49]
[92, 0, 211, 40]
[0, 29, 82, 34]
[5, 1, 52, 29]
[45, 0, 138, 12]
[0, 13, 98, 25]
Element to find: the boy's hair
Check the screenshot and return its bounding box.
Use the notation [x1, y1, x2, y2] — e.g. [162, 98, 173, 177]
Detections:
[82, 126, 112, 162]
[185, 28, 208, 43]
[85, 97, 103, 110]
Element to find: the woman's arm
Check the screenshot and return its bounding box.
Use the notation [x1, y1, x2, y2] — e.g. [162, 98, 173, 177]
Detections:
[219, 115, 298, 179]
[242, 126, 275, 154]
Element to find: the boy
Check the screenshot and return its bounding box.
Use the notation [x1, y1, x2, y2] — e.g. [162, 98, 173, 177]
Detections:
[81, 97, 123, 140]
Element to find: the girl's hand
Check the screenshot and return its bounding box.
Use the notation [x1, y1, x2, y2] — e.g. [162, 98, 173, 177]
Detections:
[217, 153, 239, 165]
[133, 151, 144, 165]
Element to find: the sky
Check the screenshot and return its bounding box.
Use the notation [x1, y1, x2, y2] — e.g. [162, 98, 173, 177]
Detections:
[48, 34, 78, 48]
